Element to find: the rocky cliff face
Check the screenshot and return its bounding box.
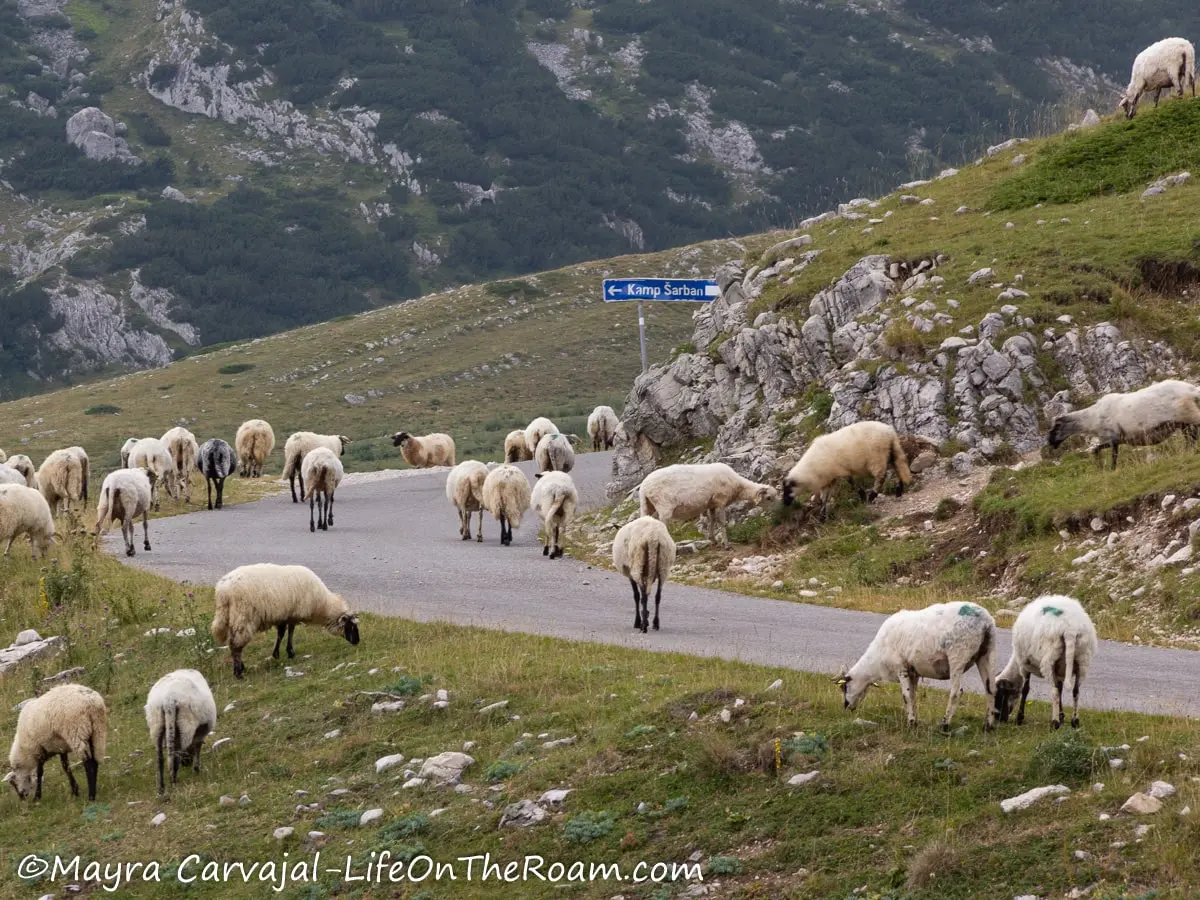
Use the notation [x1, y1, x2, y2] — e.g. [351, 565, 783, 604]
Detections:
[608, 239, 1177, 498]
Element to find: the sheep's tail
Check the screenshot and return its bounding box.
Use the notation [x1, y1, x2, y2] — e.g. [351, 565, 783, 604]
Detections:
[211, 593, 231, 645]
[88, 703, 108, 762]
[95, 483, 113, 534]
[282, 450, 300, 481]
[1062, 628, 1078, 697]
[80, 456, 89, 502]
[632, 535, 650, 595]
[547, 491, 568, 529]
[889, 433, 912, 485]
[164, 697, 178, 769]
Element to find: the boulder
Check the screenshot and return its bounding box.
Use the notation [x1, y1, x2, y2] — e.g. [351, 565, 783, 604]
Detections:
[499, 799, 547, 828]
[1121, 792, 1163, 815]
[418, 752, 475, 786]
[65, 107, 140, 164]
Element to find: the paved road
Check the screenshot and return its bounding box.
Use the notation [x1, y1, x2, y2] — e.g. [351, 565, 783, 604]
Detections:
[112, 453, 1200, 718]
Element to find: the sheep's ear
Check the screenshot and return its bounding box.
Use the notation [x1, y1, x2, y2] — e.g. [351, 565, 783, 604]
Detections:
[833, 676, 849, 686]
[2, 772, 12, 783]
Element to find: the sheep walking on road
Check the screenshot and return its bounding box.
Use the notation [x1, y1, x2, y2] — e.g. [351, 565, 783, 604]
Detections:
[95, 469, 152, 557]
[587, 406, 619, 452]
[301, 447, 343, 532]
[198, 439, 236, 511]
[127, 437, 178, 511]
[235, 419, 275, 478]
[482, 464, 531, 546]
[504, 430, 533, 463]
[531, 471, 578, 559]
[446, 460, 489, 542]
[524, 417, 559, 457]
[162, 427, 199, 503]
[1119, 37, 1196, 118]
[36, 448, 86, 516]
[535, 432, 576, 474]
[612, 516, 676, 634]
[283, 432, 350, 503]
[392, 431, 456, 468]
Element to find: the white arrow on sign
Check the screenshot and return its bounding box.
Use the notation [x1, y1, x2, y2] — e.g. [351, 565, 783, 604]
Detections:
[606, 283, 620, 298]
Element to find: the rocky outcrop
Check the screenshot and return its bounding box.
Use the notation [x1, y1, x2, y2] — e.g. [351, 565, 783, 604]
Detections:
[66, 108, 140, 164]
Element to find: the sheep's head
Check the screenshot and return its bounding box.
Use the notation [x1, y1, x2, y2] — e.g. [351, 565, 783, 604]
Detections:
[833, 668, 869, 711]
[993, 677, 1022, 723]
[1118, 95, 1134, 119]
[1046, 416, 1073, 448]
[391, 432, 411, 449]
[326, 609, 360, 646]
[4, 769, 34, 800]
[754, 484, 779, 506]
[337, 436, 352, 455]
[781, 474, 808, 507]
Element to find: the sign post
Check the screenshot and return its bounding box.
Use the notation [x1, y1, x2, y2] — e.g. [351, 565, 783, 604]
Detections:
[602, 278, 719, 373]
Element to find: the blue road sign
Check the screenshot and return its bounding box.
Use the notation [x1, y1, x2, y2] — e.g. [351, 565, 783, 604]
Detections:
[602, 278, 719, 302]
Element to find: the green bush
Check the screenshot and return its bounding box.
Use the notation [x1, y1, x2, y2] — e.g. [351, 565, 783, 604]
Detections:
[217, 363, 256, 375]
[84, 404, 122, 416]
[562, 811, 615, 844]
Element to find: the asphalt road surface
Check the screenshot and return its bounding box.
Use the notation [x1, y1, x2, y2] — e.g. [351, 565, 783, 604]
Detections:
[112, 452, 1200, 718]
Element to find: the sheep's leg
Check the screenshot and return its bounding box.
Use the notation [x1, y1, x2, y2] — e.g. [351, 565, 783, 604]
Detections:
[319, 493, 328, 531]
[629, 578, 643, 630]
[142, 510, 151, 552]
[206, 477, 214, 511]
[35, 757, 44, 800]
[272, 623, 286, 659]
[898, 671, 917, 728]
[475, 510, 483, 543]
[714, 507, 729, 548]
[639, 577, 650, 634]
[231, 645, 245, 679]
[171, 739, 182, 785]
[309, 493, 317, 533]
[4, 536, 12, 556]
[156, 730, 165, 795]
[60, 753, 79, 797]
[327, 492, 335, 528]
[289, 469, 299, 503]
[652, 577, 662, 631]
[941, 668, 966, 731]
[976, 658, 996, 732]
[1071, 672, 1082, 729]
[1154, 87, 1163, 107]
[190, 730, 207, 773]
[1052, 677, 1065, 730]
[1111, 443, 1118, 469]
[215, 476, 225, 510]
[286, 623, 296, 659]
[83, 758, 98, 802]
[123, 518, 135, 557]
[1015, 673, 1032, 725]
[552, 522, 563, 559]
[460, 507, 470, 540]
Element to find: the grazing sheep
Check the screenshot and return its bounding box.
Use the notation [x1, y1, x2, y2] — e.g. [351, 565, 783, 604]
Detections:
[531, 471, 578, 559]
[235, 419, 275, 478]
[120, 437, 140, 469]
[95, 468, 152, 557]
[612, 516, 677, 633]
[639, 463, 778, 548]
[282, 432, 350, 503]
[197, 438, 236, 511]
[0, 484, 56, 558]
[994, 595, 1098, 730]
[0, 467, 26, 486]
[145, 669, 216, 795]
[837, 601, 997, 731]
[127, 437, 178, 511]
[445, 460, 489, 542]
[5, 454, 36, 488]
[162, 427, 199, 503]
[391, 431, 456, 468]
[782, 421, 912, 513]
[0, 449, 5, 463]
[211, 563, 360, 679]
[1119, 37, 1196, 118]
[35, 449, 85, 516]
[6, 683, 107, 801]
[481, 463, 531, 546]
[524, 416, 559, 456]
[1047, 379, 1200, 469]
[301, 447, 344, 532]
[535, 432, 576, 474]
[587, 405, 619, 452]
[62, 447, 90, 502]
[504, 429, 533, 463]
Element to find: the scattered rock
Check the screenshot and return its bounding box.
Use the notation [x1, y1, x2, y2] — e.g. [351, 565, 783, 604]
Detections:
[1001, 785, 1070, 813]
[478, 700, 508, 714]
[766, 679, 782, 691]
[211, 737, 231, 751]
[219, 795, 236, 806]
[1120, 793, 1163, 815]
[375, 754, 406, 774]
[1148, 781, 1176, 800]
[499, 799, 547, 828]
[151, 813, 166, 826]
[402, 777, 427, 789]
[371, 701, 405, 714]
[787, 771, 820, 787]
[359, 809, 384, 827]
[419, 752, 475, 785]
[538, 788, 572, 806]
[274, 827, 294, 840]
[967, 267, 995, 285]
[13, 630, 42, 647]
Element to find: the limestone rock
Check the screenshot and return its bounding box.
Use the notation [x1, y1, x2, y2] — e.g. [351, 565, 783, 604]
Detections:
[1121, 792, 1163, 815]
[499, 799, 547, 827]
[1000, 784, 1070, 813]
[65, 108, 140, 164]
[418, 752, 475, 786]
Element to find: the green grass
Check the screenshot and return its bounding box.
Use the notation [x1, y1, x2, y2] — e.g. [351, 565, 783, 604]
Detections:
[1, 535, 1199, 899]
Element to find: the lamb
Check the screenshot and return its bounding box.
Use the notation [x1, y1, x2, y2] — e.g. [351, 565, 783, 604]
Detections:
[94, 468, 152, 557]
[837, 601, 997, 731]
[481, 463, 531, 546]
[235, 419, 275, 478]
[282, 432, 350, 503]
[612, 516, 677, 633]
[1119, 37, 1196, 118]
[535, 432, 576, 474]
[120, 437, 140, 468]
[35, 448, 86, 516]
[504, 429, 533, 463]
[445, 460, 489, 542]
[994, 595, 1098, 730]
[5, 683, 107, 801]
[524, 416, 559, 456]
[639, 463, 778, 548]
[587, 405, 619, 451]
[391, 431, 456, 468]
[145, 669, 217, 795]
[197, 438, 236, 511]
[5, 454, 36, 487]
[301, 446, 344, 532]
[782, 421, 912, 513]
[211, 563, 360, 679]
[0, 484, 56, 558]
[530, 471, 578, 559]
[127, 437, 178, 511]
[161, 427, 199, 503]
[1047, 379, 1200, 469]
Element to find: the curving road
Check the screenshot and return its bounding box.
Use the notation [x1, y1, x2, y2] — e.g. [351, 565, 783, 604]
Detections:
[111, 452, 1200, 718]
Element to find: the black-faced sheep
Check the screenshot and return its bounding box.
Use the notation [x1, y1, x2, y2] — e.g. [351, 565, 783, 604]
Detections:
[638, 463, 778, 548]
[1119, 37, 1195, 118]
[481, 463, 531, 546]
[212, 563, 360, 679]
[6, 683, 107, 801]
[782, 421, 912, 514]
[391, 431, 456, 468]
[612, 516, 676, 634]
[535, 432, 576, 474]
[531, 470, 578, 559]
[1047, 379, 1200, 469]
[145, 669, 217, 795]
[5, 454, 36, 488]
[587, 406, 619, 451]
[504, 430, 533, 463]
[127, 437, 179, 511]
[301, 446, 343, 532]
[235, 419, 275, 478]
[994, 595, 1098, 730]
[0, 484, 55, 558]
[162, 427, 199, 503]
[446, 460, 488, 542]
[36, 448, 86, 516]
[282, 432, 350, 503]
[197, 438, 236, 511]
[524, 417, 559, 456]
[837, 601, 996, 731]
[95, 469, 152, 557]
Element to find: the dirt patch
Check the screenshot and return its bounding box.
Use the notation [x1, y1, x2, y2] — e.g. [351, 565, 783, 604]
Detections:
[873, 463, 993, 521]
[1139, 256, 1200, 296]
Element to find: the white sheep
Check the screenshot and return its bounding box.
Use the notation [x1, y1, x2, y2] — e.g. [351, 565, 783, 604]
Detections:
[5, 683, 107, 801]
[162, 426, 200, 503]
[235, 419, 275, 478]
[504, 429, 533, 463]
[524, 416, 559, 456]
[535, 432, 576, 474]
[282, 432, 350, 503]
[120, 437, 140, 469]
[531, 471, 578, 559]
[612, 515, 676, 633]
[837, 601, 997, 731]
[1119, 37, 1196, 118]
[391, 431, 456, 468]
[95, 468, 152, 557]
[36, 448, 86, 516]
[994, 595, 1098, 730]
[5, 454, 36, 488]
[639, 462, 778, 547]
[0, 449, 5, 463]
[782, 421, 913, 513]
[212, 563, 360, 679]
[0, 484, 55, 558]
[145, 669, 217, 794]
[446, 460, 489, 542]
[0, 467, 26, 486]
[481, 463, 532, 546]
[301, 446, 344, 532]
[587, 405, 619, 452]
[197, 438, 236, 510]
[63, 446, 90, 503]
[1047, 379, 1200, 468]
[127, 437, 178, 511]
